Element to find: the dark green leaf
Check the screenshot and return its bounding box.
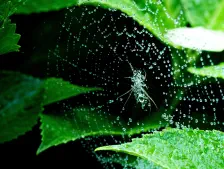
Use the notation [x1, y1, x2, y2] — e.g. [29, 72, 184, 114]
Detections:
[42, 78, 102, 105]
[0, 0, 21, 55]
[181, 0, 224, 30]
[0, 71, 44, 143]
[0, 0, 20, 19]
[96, 128, 224, 169]
[0, 20, 21, 55]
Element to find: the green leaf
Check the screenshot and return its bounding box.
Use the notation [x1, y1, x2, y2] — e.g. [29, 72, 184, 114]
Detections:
[0, 71, 44, 143]
[37, 107, 123, 154]
[0, 20, 21, 55]
[165, 27, 224, 52]
[95, 128, 224, 169]
[42, 78, 102, 105]
[181, 0, 224, 30]
[15, 0, 186, 45]
[15, 0, 79, 14]
[0, 0, 21, 55]
[37, 105, 167, 154]
[188, 62, 224, 79]
[100, 155, 162, 169]
[0, 0, 20, 19]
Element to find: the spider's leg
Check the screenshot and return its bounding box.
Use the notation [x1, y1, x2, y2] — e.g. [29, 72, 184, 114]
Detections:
[141, 88, 158, 110]
[118, 57, 123, 62]
[143, 70, 147, 79]
[121, 90, 133, 110]
[127, 60, 134, 73]
[116, 89, 132, 99]
[148, 100, 151, 112]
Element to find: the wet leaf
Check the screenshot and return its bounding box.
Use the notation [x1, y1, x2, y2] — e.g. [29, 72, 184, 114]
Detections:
[96, 128, 224, 169]
[100, 155, 162, 169]
[181, 0, 224, 30]
[188, 62, 224, 79]
[0, 71, 44, 143]
[42, 78, 102, 105]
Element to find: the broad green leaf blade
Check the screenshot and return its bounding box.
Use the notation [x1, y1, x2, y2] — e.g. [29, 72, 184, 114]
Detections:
[188, 62, 224, 79]
[96, 128, 224, 169]
[37, 108, 123, 154]
[165, 27, 224, 52]
[43, 78, 102, 105]
[15, 0, 186, 45]
[181, 0, 224, 30]
[0, 71, 44, 143]
[0, 20, 21, 55]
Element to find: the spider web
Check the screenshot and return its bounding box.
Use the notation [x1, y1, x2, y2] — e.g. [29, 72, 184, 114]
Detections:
[46, 5, 224, 169]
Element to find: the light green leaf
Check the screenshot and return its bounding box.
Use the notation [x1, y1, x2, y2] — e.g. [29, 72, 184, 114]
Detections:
[0, 71, 44, 143]
[42, 78, 102, 105]
[96, 128, 224, 169]
[181, 0, 224, 30]
[165, 27, 224, 52]
[188, 62, 224, 79]
[15, 0, 186, 45]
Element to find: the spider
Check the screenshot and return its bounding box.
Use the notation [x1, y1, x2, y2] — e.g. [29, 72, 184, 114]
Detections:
[117, 58, 158, 111]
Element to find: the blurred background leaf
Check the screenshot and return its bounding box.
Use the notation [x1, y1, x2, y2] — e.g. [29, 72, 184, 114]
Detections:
[181, 0, 224, 30]
[188, 62, 224, 79]
[0, 71, 44, 143]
